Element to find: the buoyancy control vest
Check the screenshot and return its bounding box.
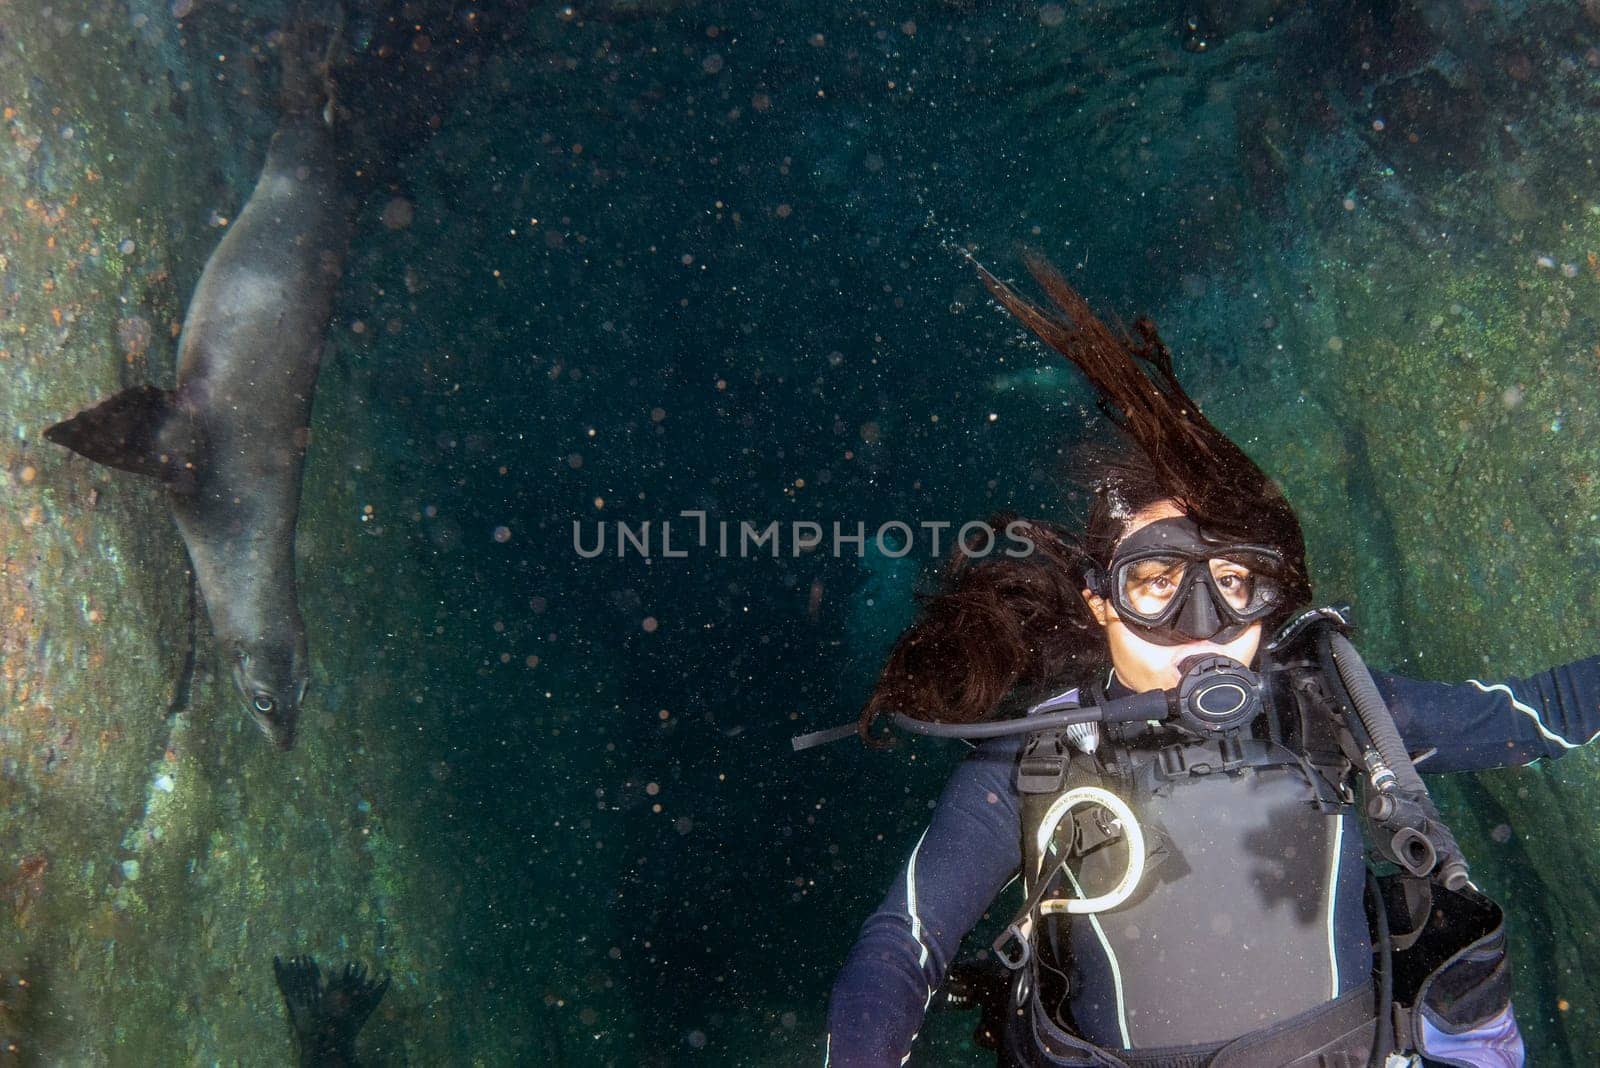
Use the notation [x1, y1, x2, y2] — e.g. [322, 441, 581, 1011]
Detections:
[990, 608, 1515, 1068]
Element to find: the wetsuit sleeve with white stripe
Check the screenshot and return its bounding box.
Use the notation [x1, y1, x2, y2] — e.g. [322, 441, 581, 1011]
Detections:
[824, 736, 1023, 1067]
[1374, 654, 1600, 773]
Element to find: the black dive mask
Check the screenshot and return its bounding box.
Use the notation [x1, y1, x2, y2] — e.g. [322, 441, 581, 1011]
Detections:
[1089, 517, 1286, 646]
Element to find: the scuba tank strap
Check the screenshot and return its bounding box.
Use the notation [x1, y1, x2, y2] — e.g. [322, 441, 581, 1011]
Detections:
[1017, 728, 1073, 901]
[998, 735, 1075, 965]
[998, 728, 1134, 969]
[1278, 665, 1360, 814]
[998, 729, 1078, 969]
[1014, 696, 1109, 891]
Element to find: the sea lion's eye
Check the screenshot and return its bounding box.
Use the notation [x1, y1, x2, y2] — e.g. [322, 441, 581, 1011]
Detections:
[253, 695, 276, 714]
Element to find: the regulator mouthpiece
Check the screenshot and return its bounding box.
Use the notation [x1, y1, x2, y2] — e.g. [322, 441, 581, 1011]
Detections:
[1174, 654, 1263, 735]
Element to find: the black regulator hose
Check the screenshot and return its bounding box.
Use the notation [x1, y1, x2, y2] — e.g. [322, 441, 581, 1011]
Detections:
[891, 688, 1174, 740]
[1326, 631, 1471, 891]
[790, 688, 1171, 751]
[1327, 632, 1428, 796]
[891, 708, 1101, 738]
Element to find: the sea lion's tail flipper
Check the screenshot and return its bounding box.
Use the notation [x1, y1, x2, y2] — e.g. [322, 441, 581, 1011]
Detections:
[274, 954, 390, 1065]
[44, 385, 202, 494]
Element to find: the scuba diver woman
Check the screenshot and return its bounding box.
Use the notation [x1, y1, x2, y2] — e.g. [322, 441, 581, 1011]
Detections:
[821, 255, 1600, 1068]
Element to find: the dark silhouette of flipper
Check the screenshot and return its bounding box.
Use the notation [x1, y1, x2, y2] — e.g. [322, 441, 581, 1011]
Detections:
[273, 955, 390, 1068]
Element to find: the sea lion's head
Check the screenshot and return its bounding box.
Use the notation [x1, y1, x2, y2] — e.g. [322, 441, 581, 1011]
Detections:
[229, 631, 309, 751]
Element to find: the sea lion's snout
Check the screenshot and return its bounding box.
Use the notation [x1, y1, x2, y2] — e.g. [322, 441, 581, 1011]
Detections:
[251, 691, 300, 752]
[231, 645, 307, 751]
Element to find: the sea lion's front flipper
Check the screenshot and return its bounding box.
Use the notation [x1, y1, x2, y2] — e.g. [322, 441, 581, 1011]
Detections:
[44, 385, 202, 494]
[324, 960, 391, 1037]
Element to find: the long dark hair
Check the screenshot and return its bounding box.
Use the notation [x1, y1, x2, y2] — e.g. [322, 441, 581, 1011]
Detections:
[857, 256, 1312, 740]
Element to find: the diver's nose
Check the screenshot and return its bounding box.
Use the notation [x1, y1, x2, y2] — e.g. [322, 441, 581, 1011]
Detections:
[1174, 583, 1224, 640]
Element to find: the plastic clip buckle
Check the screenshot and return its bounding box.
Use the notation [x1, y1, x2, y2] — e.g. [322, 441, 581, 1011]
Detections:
[992, 924, 1033, 971]
[1158, 745, 1187, 778]
[1017, 736, 1067, 794]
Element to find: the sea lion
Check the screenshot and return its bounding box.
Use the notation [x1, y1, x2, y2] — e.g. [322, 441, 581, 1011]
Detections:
[44, 13, 351, 750]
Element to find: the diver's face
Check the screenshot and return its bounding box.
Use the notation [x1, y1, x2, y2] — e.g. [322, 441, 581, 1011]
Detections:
[228, 635, 308, 751]
[1082, 500, 1264, 692]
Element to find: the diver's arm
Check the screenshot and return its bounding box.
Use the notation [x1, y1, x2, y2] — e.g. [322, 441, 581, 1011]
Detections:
[824, 736, 1023, 1067]
[1375, 655, 1600, 772]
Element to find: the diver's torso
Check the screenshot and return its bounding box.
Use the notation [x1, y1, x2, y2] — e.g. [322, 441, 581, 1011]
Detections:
[1043, 731, 1371, 1050]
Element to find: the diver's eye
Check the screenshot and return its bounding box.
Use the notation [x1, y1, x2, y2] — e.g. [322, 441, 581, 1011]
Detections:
[253, 695, 276, 714]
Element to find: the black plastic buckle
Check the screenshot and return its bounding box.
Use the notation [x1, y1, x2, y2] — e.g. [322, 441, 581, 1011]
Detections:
[1157, 745, 1187, 778]
[1392, 1004, 1416, 1049]
[1017, 735, 1067, 794]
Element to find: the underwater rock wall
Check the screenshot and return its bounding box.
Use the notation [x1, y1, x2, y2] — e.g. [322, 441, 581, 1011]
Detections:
[1291, 221, 1600, 1067]
[0, 3, 545, 1062]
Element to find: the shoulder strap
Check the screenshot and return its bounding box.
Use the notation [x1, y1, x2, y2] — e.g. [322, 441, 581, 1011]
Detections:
[998, 726, 1118, 969]
[1011, 685, 1090, 898]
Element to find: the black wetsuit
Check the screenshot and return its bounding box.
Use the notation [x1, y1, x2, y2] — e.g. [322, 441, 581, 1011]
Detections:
[825, 655, 1600, 1066]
